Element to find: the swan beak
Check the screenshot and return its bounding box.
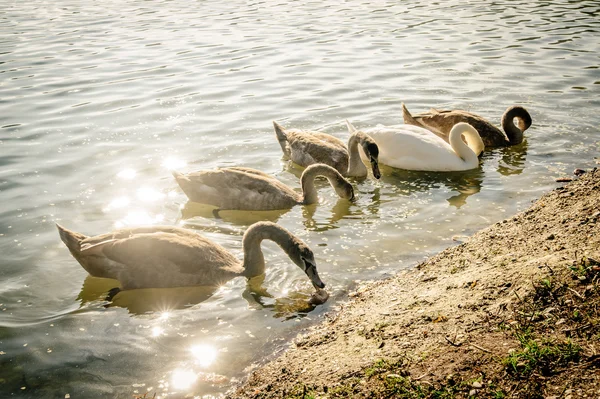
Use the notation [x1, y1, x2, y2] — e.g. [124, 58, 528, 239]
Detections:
[313, 280, 326, 290]
[371, 161, 381, 179]
[305, 261, 325, 289]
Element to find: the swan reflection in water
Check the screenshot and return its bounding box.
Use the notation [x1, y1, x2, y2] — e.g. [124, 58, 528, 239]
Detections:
[77, 274, 327, 316]
[180, 196, 355, 233]
[77, 275, 219, 314]
[286, 156, 484, 209]
[378, 164, 485, 208]
[179, 201, 291, 224]
[496, 139, 528, 176]
[241, 275, 329, 320]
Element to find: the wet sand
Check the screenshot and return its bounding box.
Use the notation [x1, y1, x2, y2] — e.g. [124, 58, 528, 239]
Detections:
[230, 168, 600, 398]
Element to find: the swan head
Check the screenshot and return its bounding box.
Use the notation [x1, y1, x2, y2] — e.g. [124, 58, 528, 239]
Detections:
[345, 120, 381, 179]
[289, 242, 325, 289]
[361, 139, 381, 179]
[334, 176, 355, 201]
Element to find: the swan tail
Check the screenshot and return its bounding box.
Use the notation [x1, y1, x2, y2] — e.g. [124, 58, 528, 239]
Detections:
[402, 103, 426, 129]
[171, 170, 185, 180]
[56, 223, 87, 257]
[272, 121, 291, 157]
[172, 170, 192, 189]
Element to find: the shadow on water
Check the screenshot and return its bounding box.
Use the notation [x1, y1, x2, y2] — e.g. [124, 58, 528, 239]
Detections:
[378, 164, 486, 208]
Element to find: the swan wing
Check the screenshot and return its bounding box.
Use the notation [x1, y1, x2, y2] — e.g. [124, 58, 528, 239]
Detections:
[81, 228, 242, 289]
[414, 109, 508, 146]
[285, 130, 348, 173]
[225, 167, 273, 178]
[175, 168, 299, 210]
[364, 125, 470, 171]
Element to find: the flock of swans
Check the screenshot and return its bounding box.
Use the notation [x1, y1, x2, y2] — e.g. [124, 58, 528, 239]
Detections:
[57, 103, 532, 302]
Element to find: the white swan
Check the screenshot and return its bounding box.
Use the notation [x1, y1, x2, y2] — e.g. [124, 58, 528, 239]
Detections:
[347, 120, 483, 172]
[56, 221, 325, 295]
[172, 164, 354, 211]
[273, 121, 381, 179]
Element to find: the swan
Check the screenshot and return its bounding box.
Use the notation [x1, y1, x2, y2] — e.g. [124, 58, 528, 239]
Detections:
[402, 103, 532, 148]
[272, 121, 381, 179]
[56, 221, 326, 295]
[172, 164, 354, 211]
[347, 120, 483, 172]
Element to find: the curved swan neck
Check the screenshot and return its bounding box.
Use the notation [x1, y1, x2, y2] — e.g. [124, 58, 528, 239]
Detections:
[502, 106, 531, 145]
[300, 164, 348, 205]
[241, 222, 298, 278]
[346, 133, 368, 177]
[449, 123, 480, 164]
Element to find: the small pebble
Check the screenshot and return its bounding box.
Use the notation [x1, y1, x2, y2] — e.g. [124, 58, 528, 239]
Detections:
[555, 177, 572, 183]
[472, 381, 483, 389]
[469, 389, 478, 397]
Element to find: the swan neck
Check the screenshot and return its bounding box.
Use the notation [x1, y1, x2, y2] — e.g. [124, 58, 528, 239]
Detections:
[501, 106, 531, 145]
[242, 223, 297, 278]
[300, 164, 347, 205]
[346, 133, 368, 177]
[449, 124, 480, 164]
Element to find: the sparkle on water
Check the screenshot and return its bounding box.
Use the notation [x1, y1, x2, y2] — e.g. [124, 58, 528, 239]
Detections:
[190, 344, 219, 368]
[1, 0, 599, 398]
[171, 369, 198, 391]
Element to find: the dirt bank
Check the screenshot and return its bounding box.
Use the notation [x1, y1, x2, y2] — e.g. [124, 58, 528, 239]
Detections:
[230, 169, 600, 399]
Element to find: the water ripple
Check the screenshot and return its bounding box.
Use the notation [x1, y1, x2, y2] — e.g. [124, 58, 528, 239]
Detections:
[1, 0, 599, 397]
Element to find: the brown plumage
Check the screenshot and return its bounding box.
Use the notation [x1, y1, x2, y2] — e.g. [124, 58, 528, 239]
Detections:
[56, 221, 325, 291]
[402, 103, 532, 148]
[273, 121, 381, 179]
[172, 164, 354, 211]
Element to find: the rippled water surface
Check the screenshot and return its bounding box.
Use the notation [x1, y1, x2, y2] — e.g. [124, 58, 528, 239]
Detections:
[1, 0, 599, 397]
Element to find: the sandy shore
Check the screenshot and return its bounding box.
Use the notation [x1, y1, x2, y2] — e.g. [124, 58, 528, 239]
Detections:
[230, 169, 600, 398]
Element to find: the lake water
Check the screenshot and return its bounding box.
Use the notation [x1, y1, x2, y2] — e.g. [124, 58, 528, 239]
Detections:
[1, 0, 599, 397]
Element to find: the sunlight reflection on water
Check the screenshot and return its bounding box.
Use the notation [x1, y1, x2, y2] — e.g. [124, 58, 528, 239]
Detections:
[136, 187, 166, 202]
[114, 210, 165, 228]
[162, 157, 187, 171]
[190, 344, 218, 368]
[1, 0, 599, 397]
[117, 168, 137, 179]
[171, 369, 198, 390]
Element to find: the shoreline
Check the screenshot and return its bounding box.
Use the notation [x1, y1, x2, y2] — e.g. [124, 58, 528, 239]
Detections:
[230, 169, 600, 398]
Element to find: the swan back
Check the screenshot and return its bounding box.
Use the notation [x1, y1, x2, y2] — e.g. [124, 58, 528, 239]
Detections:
[173, 167, 301, 210]
[403, 103, 531, 147]
[57, 224, 242, 289]
[361, 123, 481, 172]
[272, 122, 348, 175]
